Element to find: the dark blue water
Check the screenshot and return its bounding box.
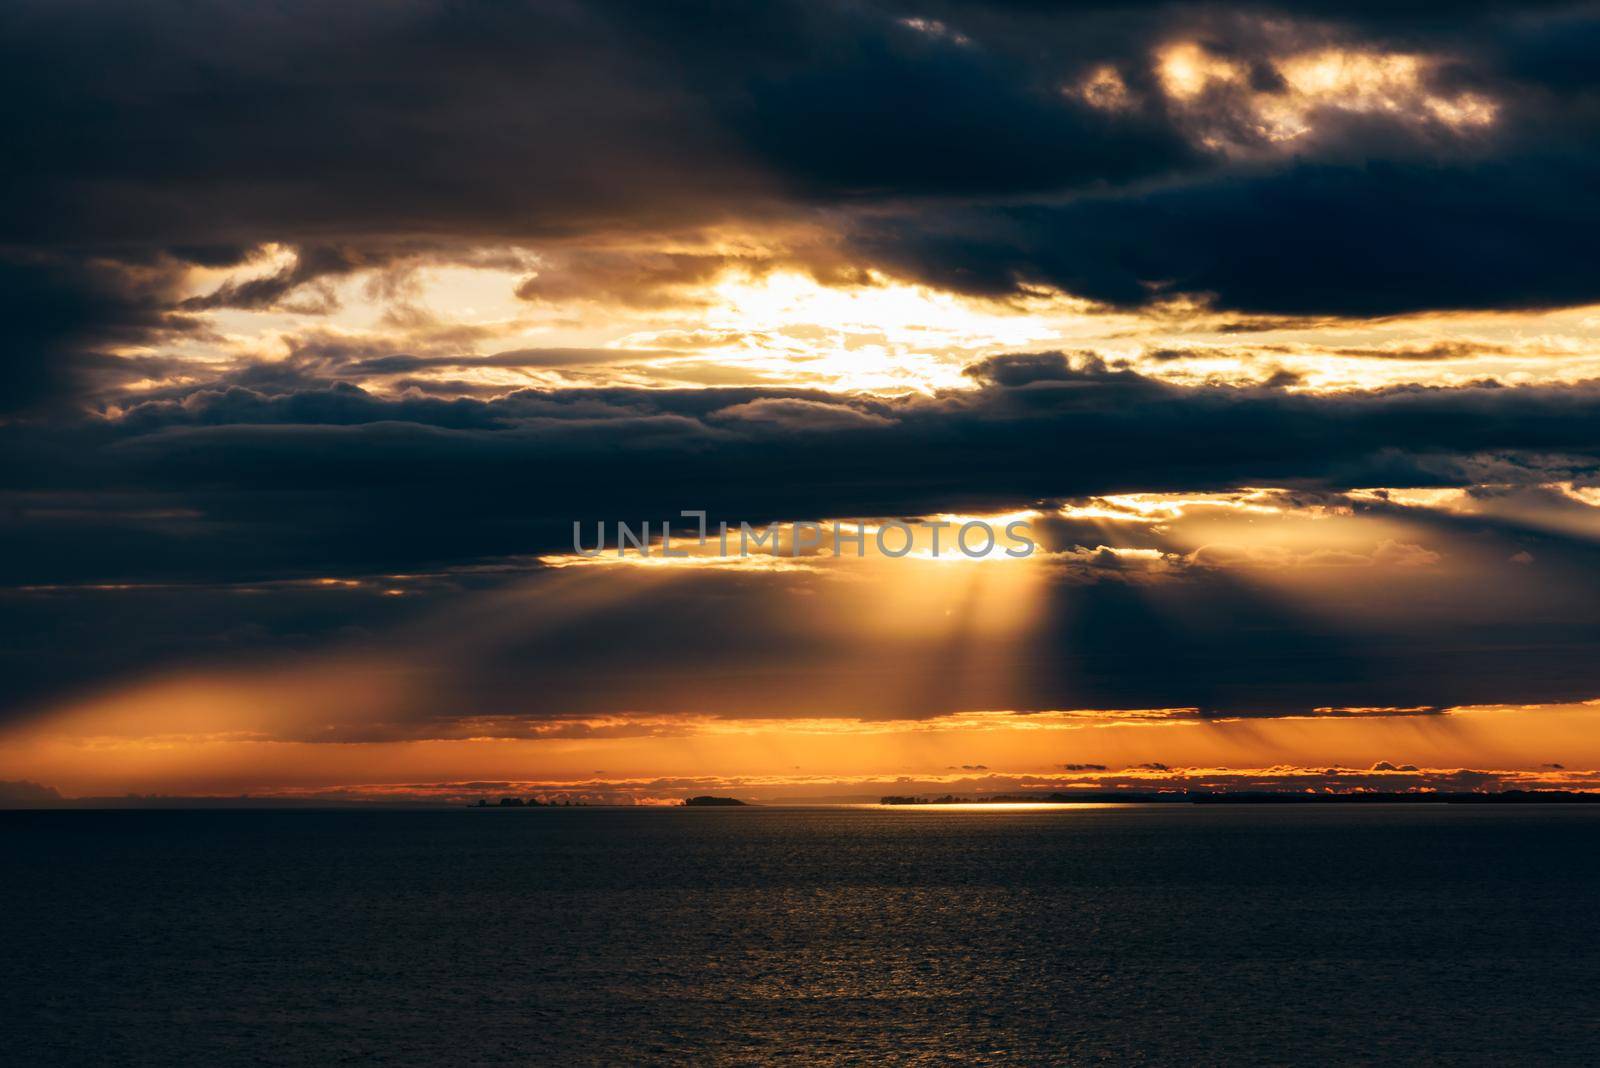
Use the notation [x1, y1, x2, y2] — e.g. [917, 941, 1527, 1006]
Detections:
[5, 805, 1600, 1065]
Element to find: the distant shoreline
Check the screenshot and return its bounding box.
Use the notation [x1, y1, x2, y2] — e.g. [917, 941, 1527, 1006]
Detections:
[878, 790, 1600, 806]
[5, 789, 1600, 811]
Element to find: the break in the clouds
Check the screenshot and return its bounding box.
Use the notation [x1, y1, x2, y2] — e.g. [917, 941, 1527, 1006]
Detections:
[12, 1, 1600, 403]
[6, 0, 1600, 797]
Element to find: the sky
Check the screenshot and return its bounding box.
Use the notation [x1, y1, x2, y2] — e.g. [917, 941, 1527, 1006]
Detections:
[6, 0, 1600, 803]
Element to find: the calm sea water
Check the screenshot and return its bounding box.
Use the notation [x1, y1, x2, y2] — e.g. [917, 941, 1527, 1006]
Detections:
[5, 805, 1600, 1066]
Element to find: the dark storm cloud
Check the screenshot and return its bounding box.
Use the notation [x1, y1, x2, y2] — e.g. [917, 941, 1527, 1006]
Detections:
[0, 2, 749, 248]
[720, 4, 1200, 198]
[851, 159, 1600, 315]
[0, 253, 198, 413]
[0, 0, 1197, 254]
[7, 353, 1600, 587]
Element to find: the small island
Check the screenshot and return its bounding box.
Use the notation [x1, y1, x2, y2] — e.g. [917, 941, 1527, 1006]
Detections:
[682, 795, 747, 806]
[468, 797, 586, 807]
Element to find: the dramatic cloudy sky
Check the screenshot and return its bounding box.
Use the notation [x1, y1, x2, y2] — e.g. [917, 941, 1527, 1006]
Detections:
[6, 0, 1600, 802]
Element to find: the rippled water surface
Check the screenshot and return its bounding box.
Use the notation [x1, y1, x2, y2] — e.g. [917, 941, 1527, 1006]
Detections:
[6, 805, 1600, 1065]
